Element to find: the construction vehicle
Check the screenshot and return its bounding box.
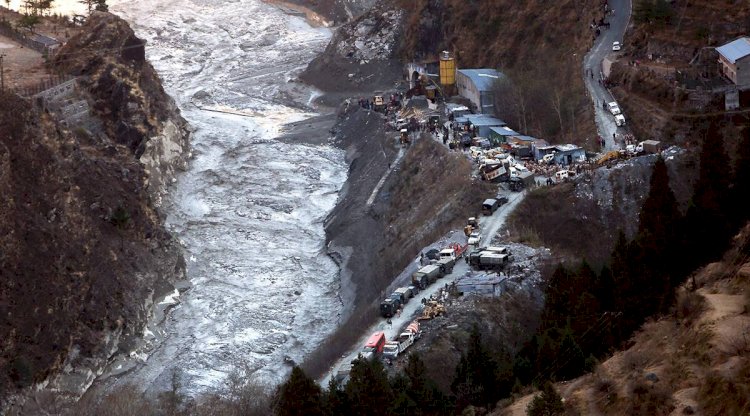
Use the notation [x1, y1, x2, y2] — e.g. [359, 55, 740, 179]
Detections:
[380, 298, 399, 318]
[468, 250, 510, 271]
[437, 258, 454, 274]
[468, 217, 479, 228]
[382, 321, 421, 361]
[411, 264, 442, 289]
[596, 150, 620, 166]
[419, 300, 446, 320]
[464, 224, 474, 237]
[394, 288, 411, 305]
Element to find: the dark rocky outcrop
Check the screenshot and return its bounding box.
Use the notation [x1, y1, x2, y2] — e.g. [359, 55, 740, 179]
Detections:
[0, 12, 189, 408]
[53, 12, 191, 207]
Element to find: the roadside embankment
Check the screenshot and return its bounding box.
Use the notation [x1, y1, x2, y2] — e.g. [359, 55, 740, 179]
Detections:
[302, 102, 493, 378]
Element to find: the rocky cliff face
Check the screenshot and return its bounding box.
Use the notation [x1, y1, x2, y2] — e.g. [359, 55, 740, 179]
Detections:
[53, 12, 191, 208]
[0, 13, 189, 408]
[508, 149, 697, 263]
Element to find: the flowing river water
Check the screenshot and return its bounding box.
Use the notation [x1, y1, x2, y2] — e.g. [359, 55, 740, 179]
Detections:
[87, 0, 347, 396]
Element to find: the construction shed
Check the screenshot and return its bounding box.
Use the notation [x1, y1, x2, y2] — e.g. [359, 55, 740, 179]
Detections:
[456, 69, 504, 114]
[466, 114, 507, 137]
[456, 274, 506, 297]
[487, 126, 520, 146]
[552, 144, 586, 166]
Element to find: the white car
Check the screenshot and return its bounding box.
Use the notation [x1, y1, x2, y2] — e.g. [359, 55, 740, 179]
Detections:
[468, 231, 482, 246]
[607, 102, 621, 115]
[612, 41, 621, 51]
[615, 114, 626, 127]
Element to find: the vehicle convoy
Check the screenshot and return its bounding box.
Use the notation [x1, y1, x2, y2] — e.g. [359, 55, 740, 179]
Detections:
[382, 321, 421, 360]
[411, 264, 443, 289]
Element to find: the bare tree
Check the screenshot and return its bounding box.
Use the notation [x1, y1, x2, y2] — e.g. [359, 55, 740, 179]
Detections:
[550, 87, 566, 139]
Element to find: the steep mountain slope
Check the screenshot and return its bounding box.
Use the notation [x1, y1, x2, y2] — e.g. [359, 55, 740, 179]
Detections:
[498, 224, 750, 416]
[0, 12, 189, 407]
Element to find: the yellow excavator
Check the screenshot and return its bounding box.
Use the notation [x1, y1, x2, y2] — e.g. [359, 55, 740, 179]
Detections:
[596, 150, 621, 166]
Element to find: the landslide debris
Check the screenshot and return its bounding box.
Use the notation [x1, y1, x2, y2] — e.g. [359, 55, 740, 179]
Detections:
[300, 0, 404, 93]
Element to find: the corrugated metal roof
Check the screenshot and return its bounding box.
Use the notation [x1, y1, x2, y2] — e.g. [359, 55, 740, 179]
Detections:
[488, 126, 519, 136]
[716, 37, 750, 64]
[466, 114, 506, 127]
[29, 34, 60, 47]
[457, 69, 505, 92]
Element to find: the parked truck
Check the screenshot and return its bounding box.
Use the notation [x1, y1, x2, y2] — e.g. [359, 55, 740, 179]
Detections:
[382, 321, 421, 361]
[468, 251, 510, 271]
[359, 331, 386, 361]
[482, 198, 500, 215]
[411, 264, 443, 289]
[380, 297, 399, 318]
[482, 246, 514, 262]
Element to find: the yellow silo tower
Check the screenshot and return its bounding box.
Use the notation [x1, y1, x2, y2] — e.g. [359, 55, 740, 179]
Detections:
[439, 50, 455, 86]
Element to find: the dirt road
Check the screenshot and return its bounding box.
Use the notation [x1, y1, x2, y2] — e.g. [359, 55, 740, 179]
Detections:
[323, 190, 525, 384]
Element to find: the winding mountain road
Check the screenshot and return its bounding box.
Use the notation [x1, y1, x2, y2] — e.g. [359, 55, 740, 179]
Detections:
[583, 0, 632, 150]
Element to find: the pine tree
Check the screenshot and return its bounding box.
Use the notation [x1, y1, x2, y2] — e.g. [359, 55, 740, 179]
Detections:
[526, 382, 565, 416]
[452, 325, 500, 410]
[273, 366, 324, 416]
[345, 358, 394, 416]
[323, 378, 348, 416]
[636, 156, 681, 308]
[556, 329, 586, 380]
[686, 123, 733, 265]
